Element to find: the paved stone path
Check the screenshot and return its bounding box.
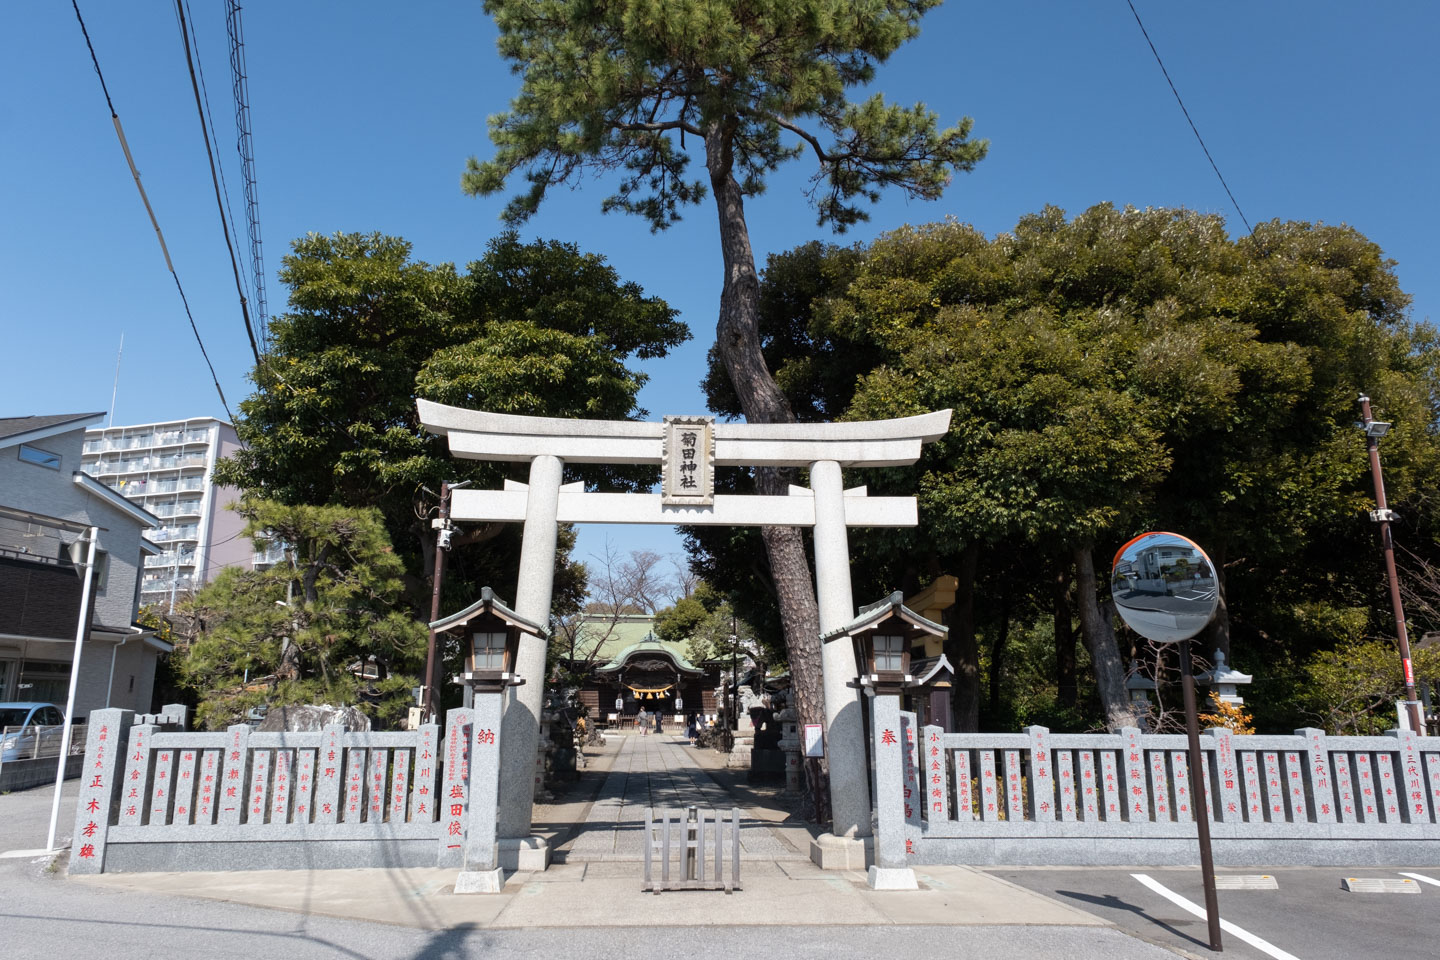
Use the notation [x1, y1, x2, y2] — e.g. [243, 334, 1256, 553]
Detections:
[563, 732, 804, 861]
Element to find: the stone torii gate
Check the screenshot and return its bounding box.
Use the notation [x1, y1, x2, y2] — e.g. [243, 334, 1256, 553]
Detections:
[419, 398, 951, 870]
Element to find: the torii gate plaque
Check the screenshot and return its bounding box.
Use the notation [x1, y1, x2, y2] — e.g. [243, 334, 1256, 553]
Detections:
[419, 398, 951, 871]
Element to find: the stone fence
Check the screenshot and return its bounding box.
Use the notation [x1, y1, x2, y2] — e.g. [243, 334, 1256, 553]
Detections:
[70, 707, 478, 874]
[898, 720, 1440, 866]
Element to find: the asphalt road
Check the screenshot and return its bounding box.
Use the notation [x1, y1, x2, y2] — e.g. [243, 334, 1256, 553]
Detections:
[996, 865, 1440, 960]
[9, 779, 1435, 959]
[0, 849, 1177, 960]
[0, 781, 1176, 960]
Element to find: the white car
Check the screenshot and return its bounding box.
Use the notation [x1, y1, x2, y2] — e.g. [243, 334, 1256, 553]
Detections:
[0, 702, 69, 760]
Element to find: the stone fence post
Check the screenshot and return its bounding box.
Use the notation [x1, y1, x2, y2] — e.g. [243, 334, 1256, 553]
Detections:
[69, 708, 133, 874]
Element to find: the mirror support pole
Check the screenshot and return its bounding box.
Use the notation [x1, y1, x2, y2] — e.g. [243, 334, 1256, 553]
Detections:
[1359, 395, 1426, 735]
[1180, 636, 1223, 952]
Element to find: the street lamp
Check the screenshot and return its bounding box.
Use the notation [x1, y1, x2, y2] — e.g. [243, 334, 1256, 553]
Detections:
[1357, 394, 1425, 735]
[430, 586, 540, 894]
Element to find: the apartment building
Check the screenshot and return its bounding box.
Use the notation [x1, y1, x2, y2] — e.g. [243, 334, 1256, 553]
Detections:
[80, 418, 264, 608]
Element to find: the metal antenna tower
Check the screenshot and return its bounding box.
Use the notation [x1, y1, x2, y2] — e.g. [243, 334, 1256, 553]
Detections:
[227, 1, 269, 346]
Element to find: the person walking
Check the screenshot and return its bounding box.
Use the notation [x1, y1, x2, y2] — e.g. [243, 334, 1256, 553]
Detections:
[654, 709, 663, 736]
[637, 705, 650, 736]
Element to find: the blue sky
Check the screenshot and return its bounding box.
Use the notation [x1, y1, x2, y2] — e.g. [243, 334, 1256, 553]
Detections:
[4, 1, 1437, 583]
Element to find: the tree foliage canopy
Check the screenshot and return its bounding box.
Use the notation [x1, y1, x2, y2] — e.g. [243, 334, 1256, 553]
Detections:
[466, 0, 986, 230]
[177, 501, 426, 730]
[698, 204, 1440, 732]
[214, 231, 687, 621]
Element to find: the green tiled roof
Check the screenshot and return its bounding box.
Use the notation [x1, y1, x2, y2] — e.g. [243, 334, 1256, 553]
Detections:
[567, 614, 705, 672]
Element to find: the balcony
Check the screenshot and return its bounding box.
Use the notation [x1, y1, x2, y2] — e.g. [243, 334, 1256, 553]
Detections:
[89, 435, 153, 452]
[152, 454, 208, 470]
[144, 552, 195, 568]
[151, 526, 199, 543]
[141, 575, 196, 594]
[150, 501, 201, 519]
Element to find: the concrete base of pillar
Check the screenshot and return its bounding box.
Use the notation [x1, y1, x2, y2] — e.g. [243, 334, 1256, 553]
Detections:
[809, 833, 873, 871]
[866, 865, 918, 890]
[498, 836, 550, 871]
[453, 867, 506, 894]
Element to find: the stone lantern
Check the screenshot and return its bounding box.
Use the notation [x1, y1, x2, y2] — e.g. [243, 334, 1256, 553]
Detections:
[1125, 667, 1158, 708]
[1195, 649, 1252, 706]
[430, 587, 545, 893]
[821, 591, 946, 891]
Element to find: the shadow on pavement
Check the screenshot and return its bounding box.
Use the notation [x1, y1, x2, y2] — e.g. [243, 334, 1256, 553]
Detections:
[1054, 889, 1207, 950]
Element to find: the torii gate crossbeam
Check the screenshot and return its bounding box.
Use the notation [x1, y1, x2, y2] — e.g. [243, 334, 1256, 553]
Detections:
[419, 399, 951, 872]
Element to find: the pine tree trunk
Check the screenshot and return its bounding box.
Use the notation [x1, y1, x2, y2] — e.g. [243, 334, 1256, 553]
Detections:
[988, 592, 1011, 717]
[1201, 539, 1230, 664]
[1053, 558, 1077, 708]
[705, 121, 826, 732]
[1074, 544, 1141, 731]
[947, 543, 981, 732]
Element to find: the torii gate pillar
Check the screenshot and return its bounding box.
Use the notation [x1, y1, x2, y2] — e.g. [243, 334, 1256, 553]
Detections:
[811, 460, 870, 859]
[496, 453, 563, 860]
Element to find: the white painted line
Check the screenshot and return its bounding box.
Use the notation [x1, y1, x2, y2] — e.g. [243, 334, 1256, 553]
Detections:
[1131, 873, 1303, 960]
[1399, 872, 1440, 888]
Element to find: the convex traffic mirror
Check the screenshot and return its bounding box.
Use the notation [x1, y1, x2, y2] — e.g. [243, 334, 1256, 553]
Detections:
[1110, 532, 1219, 644]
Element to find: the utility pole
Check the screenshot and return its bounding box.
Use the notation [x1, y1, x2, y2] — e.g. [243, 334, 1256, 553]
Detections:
[424, 482, 453, 724]
[1358, 394, 1426, 735]
[423, 481, 471, 723]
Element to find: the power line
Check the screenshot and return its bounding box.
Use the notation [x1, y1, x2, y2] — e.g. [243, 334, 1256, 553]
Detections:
[173, 0, 263, 368]
[227, 0, 270, 348]
[182, 1, 254, 317]
[69, 0, 237, 427]
[1124, 0, 1253, 234]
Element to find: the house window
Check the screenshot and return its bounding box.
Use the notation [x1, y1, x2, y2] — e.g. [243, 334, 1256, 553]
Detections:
[17, 444, 62, 470]
[17, 660, 70, 703]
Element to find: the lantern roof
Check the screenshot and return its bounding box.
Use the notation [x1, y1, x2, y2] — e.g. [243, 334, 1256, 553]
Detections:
[429, 586, 550, 638]
[820, 591, 948, 643]
[1194, 649, 1252, 687]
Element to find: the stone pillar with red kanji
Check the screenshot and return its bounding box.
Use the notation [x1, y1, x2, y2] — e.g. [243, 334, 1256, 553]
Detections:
[437, 708, 473, 867]
[867, 690, 918, 890]
[456, 689, 505, 893]
[69, 708, 133, 874]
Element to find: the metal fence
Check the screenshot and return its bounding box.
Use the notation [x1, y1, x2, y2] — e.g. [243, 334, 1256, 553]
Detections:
[0, 722, 87, 761]
[643, 806, 741, 893]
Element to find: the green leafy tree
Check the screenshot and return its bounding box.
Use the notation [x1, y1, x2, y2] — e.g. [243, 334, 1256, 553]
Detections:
[175, 501, 426, 730]
[466, 0, 986, 731]
[654, 582, 779, 678]
[216, 231, 686, 626]
[696, 204, 1440, 731]
[1303, 638, 1440, 735]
